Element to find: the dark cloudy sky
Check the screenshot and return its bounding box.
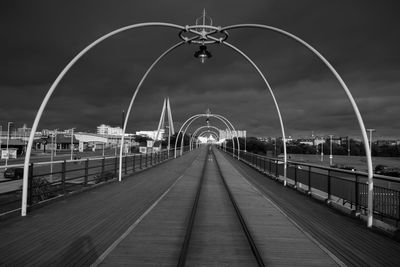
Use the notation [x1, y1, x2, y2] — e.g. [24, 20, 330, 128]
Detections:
[1, 0, 399, 140]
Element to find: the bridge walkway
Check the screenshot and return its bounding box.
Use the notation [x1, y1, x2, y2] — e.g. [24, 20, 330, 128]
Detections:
[0, 146, 399, 266]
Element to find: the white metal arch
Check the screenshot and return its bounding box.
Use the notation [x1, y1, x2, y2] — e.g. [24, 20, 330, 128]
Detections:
[181, 114, 241, 158]
[175, 114, 236, 157]
[22, 21, 373, 227]
[189, 126, 220, 150]
[174, 113, 240, 158]
[222, 24, 373, 227]
[21, 22, 186, 216]
[118, 41, 188, 182]
[174, 114, 235, 157]
[220, 40, 288, 185]
[195, 131, 219, 148]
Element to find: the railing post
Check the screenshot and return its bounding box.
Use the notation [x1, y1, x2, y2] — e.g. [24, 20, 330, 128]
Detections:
[84, 159, 89, 186]
[263, 157, 266, 172]
[28, 163, 34, 206]
[275, 159, 278, 179]
[124, 155, 128, 175]
[140, 153, 142, 169]
[269, 159, 272, 174]
[294, 164, 298, 188]
[145, 153, 148, 167]
[62, 160, 66, 194]
[327, 169, 331, 203]
[355, 174, 359, 212]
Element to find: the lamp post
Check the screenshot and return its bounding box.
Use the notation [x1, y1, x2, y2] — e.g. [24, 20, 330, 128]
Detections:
[320, 141, 324, 162]
[367, 129, 375, 157]
[348, 136, 351, 157]
[5, 122, 13, 169]
[50, 129, 58, 182]
[329, 135, 333, 166]
[0, 125, 2, 158]
[70, 127, 75, 160]
[54, 130, 58, 157]
[244, 131, 247, 153]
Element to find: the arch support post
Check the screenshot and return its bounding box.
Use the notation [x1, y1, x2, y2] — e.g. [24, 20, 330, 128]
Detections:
[222, 41, 287, 185]
[223, 24, 373, 226]
[118, 41, 187, 182]
[21, 22, 185, 216]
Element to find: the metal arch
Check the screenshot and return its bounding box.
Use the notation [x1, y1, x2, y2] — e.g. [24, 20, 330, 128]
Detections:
[190, 126, 221, 149]
[221, 41, 288, 185]
[175, 114, 239, 158]
[222, 23, 374, 227]
[174, 114, 240, 158]
[189, 126, 221, 150]
[197, 130, 219, 139]
[212, 114, 242, 159]
[181, 114, 240, 158]
[175, 114, 236, 157]
[21, 22, 186, 216]
[196, 131, 219, 147]
[174, 114, 235, 157]
[118, 40, 193, 182]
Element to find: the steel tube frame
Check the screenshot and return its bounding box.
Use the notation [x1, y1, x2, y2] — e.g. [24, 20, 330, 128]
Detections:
[181, 114, 239, 157]
[174, 114, 240, 158]
[21, 22, 185, 216]
[195, 131, 219, 148]
[118, 41, 188, 182]
[222, 24, 373, 227]
[189, 126, 220, 149]
[221, 40, 288, 185]
[176, 114, 235, 156]
[23, 21, 372, 227]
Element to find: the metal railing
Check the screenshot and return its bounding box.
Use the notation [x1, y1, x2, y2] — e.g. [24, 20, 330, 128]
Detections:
[222, 147, 400, 226]
[0, 146, 192, 215]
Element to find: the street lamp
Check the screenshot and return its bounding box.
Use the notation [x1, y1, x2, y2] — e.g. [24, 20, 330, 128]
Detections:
[329, 134, 333, 166]
[244, 131, 247, 153]
[0, 125, 2, 157]
[320, 141, 324, 162]
[194, 45, 212, 64]
[367, 129, 375, 158]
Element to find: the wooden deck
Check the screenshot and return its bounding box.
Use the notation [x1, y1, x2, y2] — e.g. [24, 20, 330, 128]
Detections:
[0, 146, 399, 266]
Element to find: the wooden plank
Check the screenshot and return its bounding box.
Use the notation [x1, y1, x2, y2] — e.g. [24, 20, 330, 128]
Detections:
[0, 149, 203, 266]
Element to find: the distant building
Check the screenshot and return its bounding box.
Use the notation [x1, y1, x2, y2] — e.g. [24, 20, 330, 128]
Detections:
[136, 130, 165, 141]
[219, 129, 246, 140]
[298, 138, 314, 146]
[97, 124, 123, 135]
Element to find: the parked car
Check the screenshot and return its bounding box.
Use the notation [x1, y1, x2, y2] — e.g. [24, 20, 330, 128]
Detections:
[4, 167, 24, 179]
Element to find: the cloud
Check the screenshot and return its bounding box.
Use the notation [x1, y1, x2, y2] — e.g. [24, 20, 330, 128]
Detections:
[1, 0, 399, 139]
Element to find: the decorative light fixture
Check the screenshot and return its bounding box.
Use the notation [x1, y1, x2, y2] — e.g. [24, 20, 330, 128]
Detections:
[194, 45, 212, 63]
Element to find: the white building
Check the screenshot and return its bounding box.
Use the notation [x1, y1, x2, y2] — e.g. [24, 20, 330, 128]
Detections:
[136, 129, 165, 141]
[97, 124, 123, 135]
[219, 129, 246, 140]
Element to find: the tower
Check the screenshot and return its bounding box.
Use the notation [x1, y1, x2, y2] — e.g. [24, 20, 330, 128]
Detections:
[154, 98, 175, 149]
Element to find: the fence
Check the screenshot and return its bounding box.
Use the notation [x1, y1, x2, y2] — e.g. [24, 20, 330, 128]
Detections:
[224, 148, 400, 226]
[0, 146, 191, 215]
